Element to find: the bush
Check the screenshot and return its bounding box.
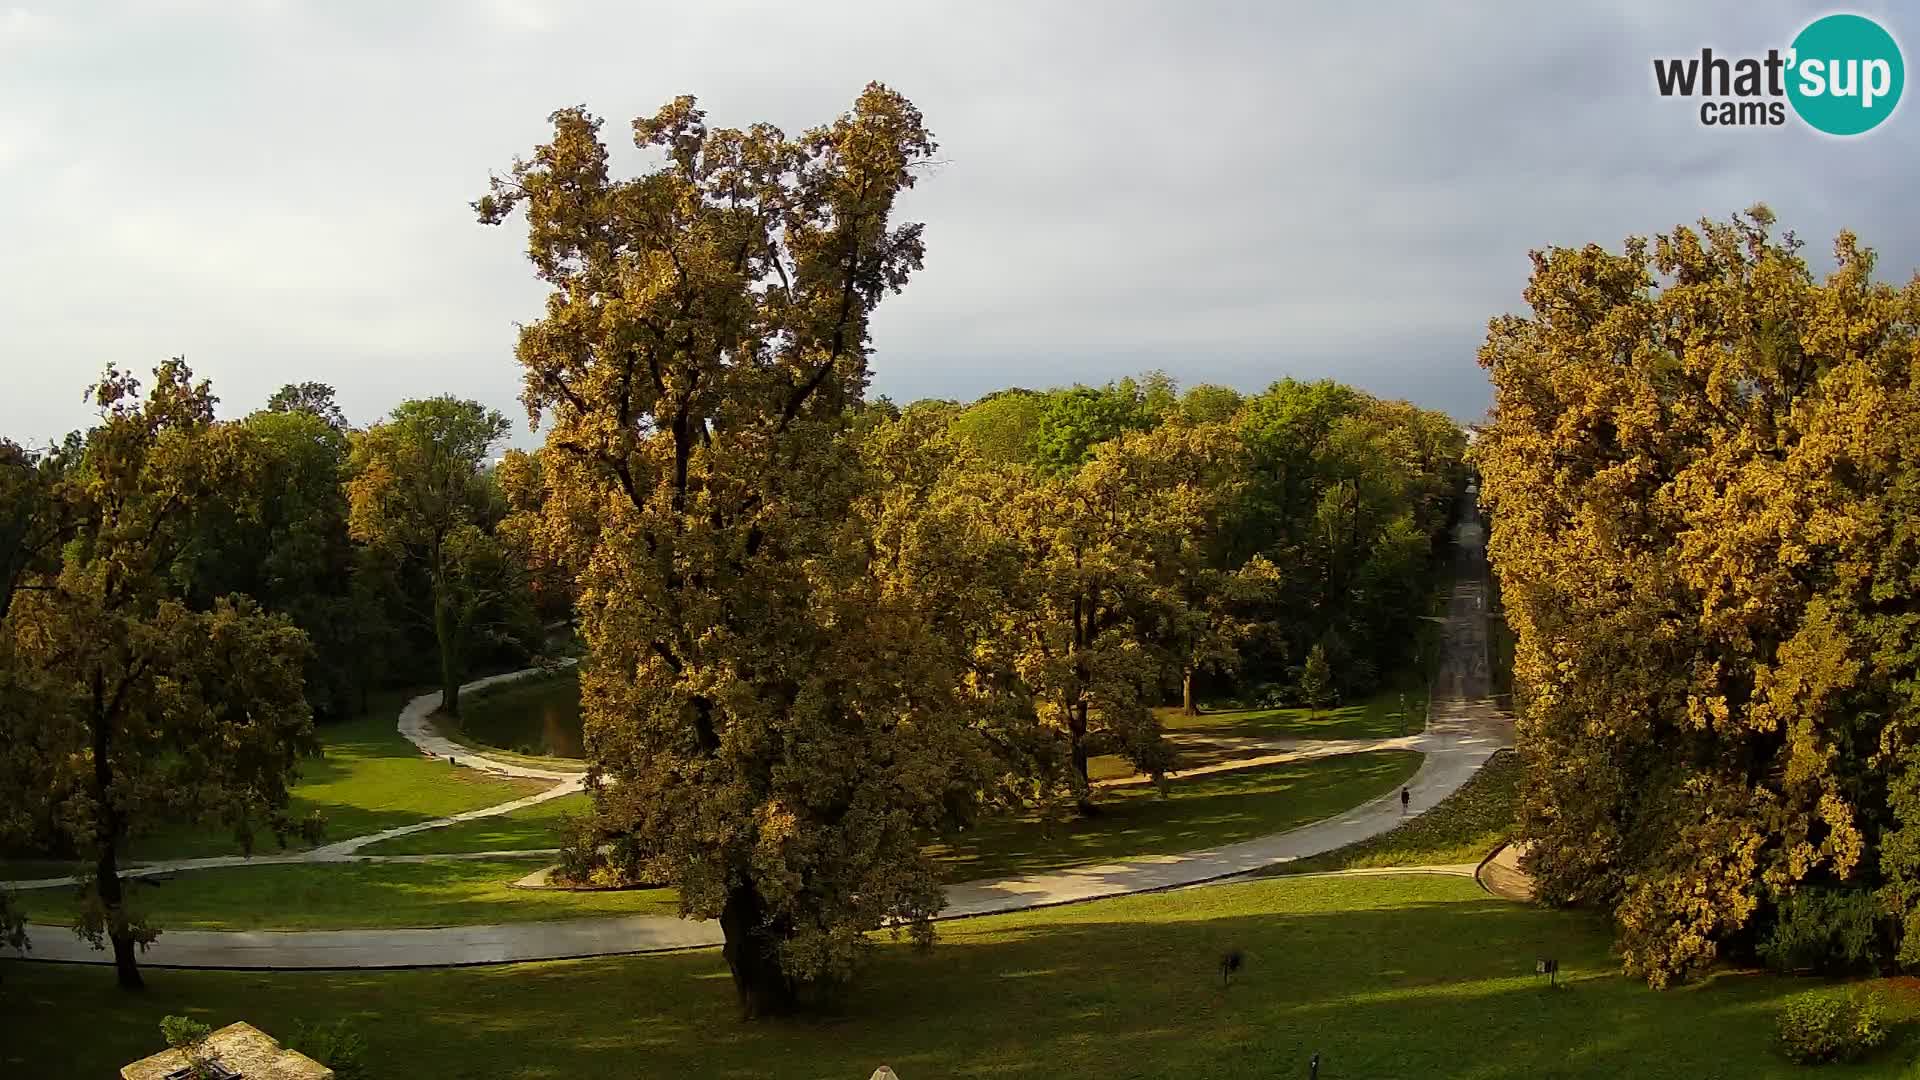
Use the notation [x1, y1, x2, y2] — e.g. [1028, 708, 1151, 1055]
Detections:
[1775, 989, 1887, 1065]
[285, 1019, 369, 1080]
[1761, 888, 1886, 975]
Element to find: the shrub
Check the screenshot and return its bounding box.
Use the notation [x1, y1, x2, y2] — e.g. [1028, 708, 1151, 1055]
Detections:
[1760, 888, 1886, 975]
[159, 1015, 218, 1079]
[285, 1019, 369, 1080]
[1775, 989, 1887, 1065]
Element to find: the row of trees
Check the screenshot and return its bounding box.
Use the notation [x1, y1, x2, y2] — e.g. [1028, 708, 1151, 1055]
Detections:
[0, 369, 543, 988]
[1477, 206, 1920, 986]
[482, 85, 1465, 1016]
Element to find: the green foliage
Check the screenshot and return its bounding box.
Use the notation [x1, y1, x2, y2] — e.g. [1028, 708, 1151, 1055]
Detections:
[160, 1014, 216, 1078]
[1029, 378, 1161, 474]
[1476, 207, 1920, 986]
[485, 84, 978, 1016]
[264, 381, 349, 430]
[3, 361, 320, 990]
[284, 1019, 369, 1079]
[1299, 644, 1334, 715]
[948, 389, 1045, 464]
[1759, 889, 1887, 976]
[1774, 989, 1887, 1065]
[347, 396, 529, 717]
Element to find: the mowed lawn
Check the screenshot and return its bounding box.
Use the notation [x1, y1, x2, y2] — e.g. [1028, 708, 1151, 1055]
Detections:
[1158, 684, 1430, 745]
[9, 873, 1913, 1079]
[362, 791, 591, 855]
[14, 749, 1423, 930]
[27, 857, 678, 931]
[122, 689, 547, 862]
[1265, 748, 1522, 875]
[927, 750, 1421, 882]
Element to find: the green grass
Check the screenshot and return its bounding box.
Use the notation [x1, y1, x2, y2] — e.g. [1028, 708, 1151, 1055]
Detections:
[8, 872, 1913, 1079]
[1262, 749, 1522, 876]
[28, 857, 678, 931]
[928, 750, 1421, 882]
[1159, 685, 1429, 744]
[361, 792, 591, 855]
[446, 668, 585, 761]
[120, 689, 548, 861]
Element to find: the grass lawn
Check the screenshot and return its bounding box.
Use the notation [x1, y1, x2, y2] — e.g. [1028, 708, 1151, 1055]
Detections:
[361, 791, 591, 855]
[445, 668, 585, 762]
[1262, 749, 1522, 876]
[26, 857, 678, 931]
[122, 689, 547, 861]
[928, 750, 1421, 882]
[1158, 684, 1429, 745]
[8, 872, 1913, 1079]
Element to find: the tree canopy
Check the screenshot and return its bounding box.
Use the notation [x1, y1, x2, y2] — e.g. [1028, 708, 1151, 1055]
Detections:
[1477, 206, 1920, 986]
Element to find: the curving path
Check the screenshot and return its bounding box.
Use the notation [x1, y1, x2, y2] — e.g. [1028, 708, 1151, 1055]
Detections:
[6, 492, 1512, 970]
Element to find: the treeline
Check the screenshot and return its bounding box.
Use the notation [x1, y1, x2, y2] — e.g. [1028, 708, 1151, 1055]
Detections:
[0, 366, 553, 987]
[909, 371, 1464, 706]
[1477, 206, 1920, 987]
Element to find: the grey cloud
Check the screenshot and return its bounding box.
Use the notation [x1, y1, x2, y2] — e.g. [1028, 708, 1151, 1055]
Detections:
[3, 0, 1917, 446]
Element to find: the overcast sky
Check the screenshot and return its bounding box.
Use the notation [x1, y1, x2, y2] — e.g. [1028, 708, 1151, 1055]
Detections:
[3, 1, 1916, 446]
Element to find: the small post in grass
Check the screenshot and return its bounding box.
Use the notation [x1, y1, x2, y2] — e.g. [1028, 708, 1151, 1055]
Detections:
[1535, 956, 1558, 988]
[1220, 949, 1244, 988]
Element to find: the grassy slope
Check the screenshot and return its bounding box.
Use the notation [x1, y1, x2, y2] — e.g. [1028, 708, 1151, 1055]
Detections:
[120, 690, 547, 862]
[928, 750, 1421, 882]
[1261, 749, 1522, 875]
[10, 873, 1912, 1079]
[441, 668, 585, 765]
[33, 857, 677, 931]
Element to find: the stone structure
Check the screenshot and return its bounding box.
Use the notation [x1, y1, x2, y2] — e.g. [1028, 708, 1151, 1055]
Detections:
[120, 1022, 332, 1080]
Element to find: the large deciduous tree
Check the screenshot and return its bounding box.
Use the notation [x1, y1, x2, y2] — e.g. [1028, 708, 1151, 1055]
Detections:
[3, 361, 316, 989]
[346, 396, 519, 717]
[479, 85, 984, 1017]
[1477, 207, 1920, 986]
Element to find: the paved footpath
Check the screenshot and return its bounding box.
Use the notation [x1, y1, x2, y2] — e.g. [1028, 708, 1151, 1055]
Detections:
[8, 493, 1512, 970]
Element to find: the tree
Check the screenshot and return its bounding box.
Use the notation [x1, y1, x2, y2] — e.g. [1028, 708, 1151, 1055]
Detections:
[1178, 383, 1244, 425]
[479, 85, 979, 1017]
[178, 406, 375, 722]
[345, 396, 518, 717]
[3, 361, 317, 989]
[1476, 207, 1920, 985]
[265, 381, 349, 430]
[1029, 378, 1162, 474]
[948, 388, 1045, 464]
[1299, 644, 1333, 718]
[984, 428, 1225, 803]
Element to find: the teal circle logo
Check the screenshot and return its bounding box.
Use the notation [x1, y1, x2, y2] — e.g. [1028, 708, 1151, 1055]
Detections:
[1787, 14, 1904, 135]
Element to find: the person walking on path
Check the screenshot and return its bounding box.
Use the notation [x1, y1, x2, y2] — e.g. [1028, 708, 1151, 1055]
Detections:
[1400, 786, 1411, 814]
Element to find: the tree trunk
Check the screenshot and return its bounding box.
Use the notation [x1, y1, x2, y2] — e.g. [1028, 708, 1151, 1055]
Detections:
[435, 591, 460, 717]
[1069, 698, 1097, 814]
[95, 846, 142, 990]
[719, 883, 795, 1019]
[1182, 668, 1198, 716]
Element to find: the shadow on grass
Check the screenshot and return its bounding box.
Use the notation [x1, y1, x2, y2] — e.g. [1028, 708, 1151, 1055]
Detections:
[8, 875, 1900, 1079]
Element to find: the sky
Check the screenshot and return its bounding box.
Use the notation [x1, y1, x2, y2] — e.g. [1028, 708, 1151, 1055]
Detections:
[3, 1, 1917, 447]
